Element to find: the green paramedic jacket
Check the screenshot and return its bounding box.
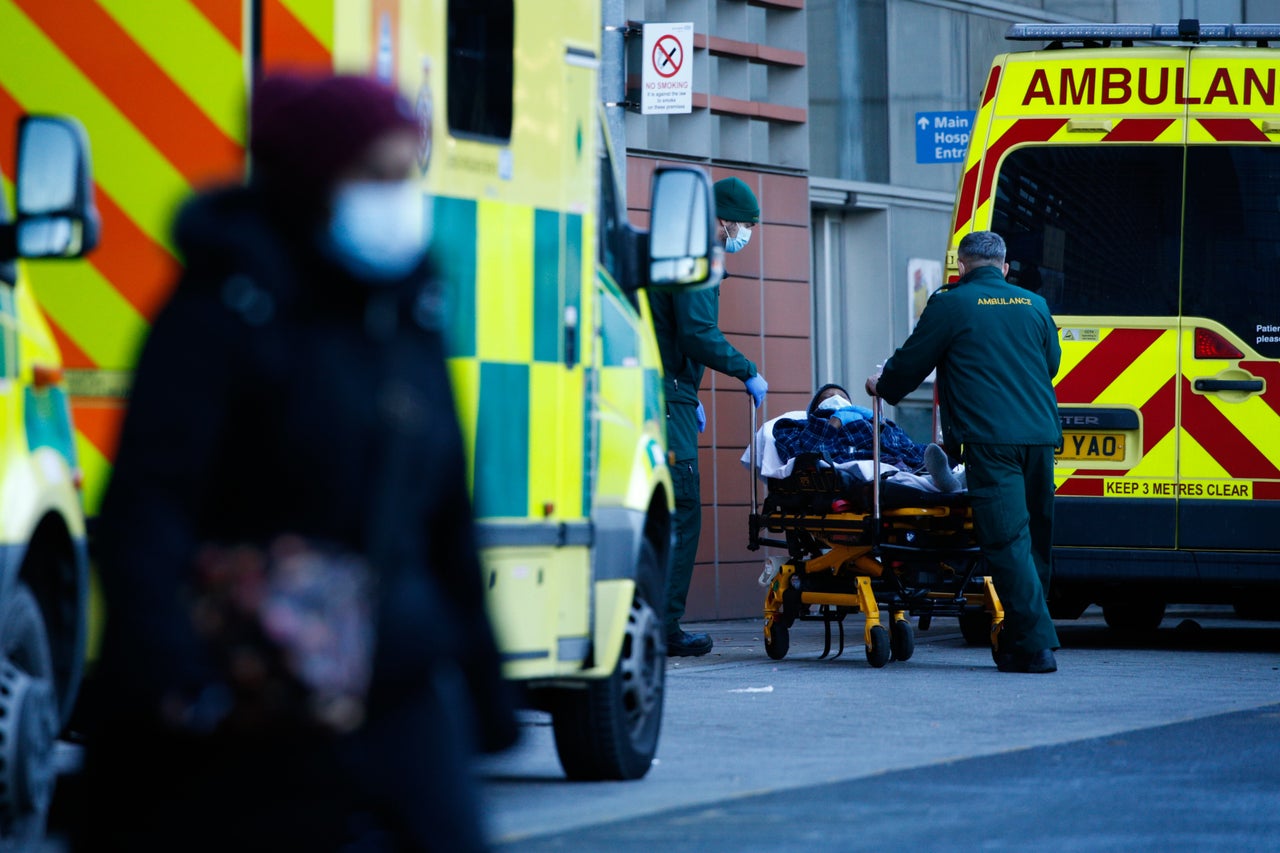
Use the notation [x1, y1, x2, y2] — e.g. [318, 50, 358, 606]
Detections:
[876, 264, 1062, 450]
[648, 282, 758, 406]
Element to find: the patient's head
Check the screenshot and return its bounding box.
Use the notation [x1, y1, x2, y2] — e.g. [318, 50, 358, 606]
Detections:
[810, 383, 853, 416]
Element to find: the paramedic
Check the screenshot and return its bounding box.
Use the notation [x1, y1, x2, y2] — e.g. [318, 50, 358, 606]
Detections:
[79, 73, 516, 851]
[865, 231, 1061, 674]
[649, 176, 768, 657]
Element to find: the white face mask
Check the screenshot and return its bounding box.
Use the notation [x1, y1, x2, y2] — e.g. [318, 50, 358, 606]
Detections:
[724, 224, 751, 253]
[328, 180, 431, 281]
[817, 394, 854, 412]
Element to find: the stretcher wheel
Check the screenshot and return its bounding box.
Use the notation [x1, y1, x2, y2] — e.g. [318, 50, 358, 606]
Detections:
[764, 621, 789, 660]
[865, 624, 890, 668]
[889, 618, 914, 662]
[959, 609, 993, 646]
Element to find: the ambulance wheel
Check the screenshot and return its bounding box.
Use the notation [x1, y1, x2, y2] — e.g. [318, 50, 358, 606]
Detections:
[0, 584, 58, 846]
[889, 618, 914, 662]
[1103, 600, 1165, 632]
[764, 621, 789, 660]
[865, 624, 890, 668]
[959, 608, 993, 646]
[552, 541, 665, 781]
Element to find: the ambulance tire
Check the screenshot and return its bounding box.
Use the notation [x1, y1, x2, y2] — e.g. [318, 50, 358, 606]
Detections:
[1102, 600, 1165, 632]
[958, 608, 993, 646]
[552, 540, 665, 781]
[0, 584, 58, 846]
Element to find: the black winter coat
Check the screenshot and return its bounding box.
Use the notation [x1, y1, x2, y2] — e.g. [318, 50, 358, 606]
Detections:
[84, 185, 514, 851]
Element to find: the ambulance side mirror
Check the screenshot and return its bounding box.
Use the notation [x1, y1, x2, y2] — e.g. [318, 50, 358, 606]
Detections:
[13, 115, 100, 260]
[647, 167, 723, 290]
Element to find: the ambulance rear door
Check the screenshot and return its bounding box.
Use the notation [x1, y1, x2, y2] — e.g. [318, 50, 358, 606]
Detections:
[988, 49, 1188, 553]
[1178, 49, 1280, 553]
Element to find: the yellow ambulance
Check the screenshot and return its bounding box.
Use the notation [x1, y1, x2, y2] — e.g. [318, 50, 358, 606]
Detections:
[949, 21, 1280, 628]
[3, 0, 716, 780]
[0, 115, 95, 843]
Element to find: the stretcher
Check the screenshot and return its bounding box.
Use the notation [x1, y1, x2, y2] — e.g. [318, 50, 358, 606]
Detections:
[746, 399, 1004, 667]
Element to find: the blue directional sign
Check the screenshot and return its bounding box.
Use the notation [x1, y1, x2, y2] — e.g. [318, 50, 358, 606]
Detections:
[915, 111, 976, 164]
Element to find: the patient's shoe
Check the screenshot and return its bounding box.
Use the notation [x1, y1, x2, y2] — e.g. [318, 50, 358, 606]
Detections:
[666, 629, 713, 657]
[925, 444, 962, 492]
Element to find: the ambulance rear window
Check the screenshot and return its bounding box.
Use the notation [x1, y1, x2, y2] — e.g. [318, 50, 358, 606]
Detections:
[992, 146, 1182, 317]
[446, 0, 514, 142]
[1183, 146, 1280, 359]
[993, 144, 1280, 357]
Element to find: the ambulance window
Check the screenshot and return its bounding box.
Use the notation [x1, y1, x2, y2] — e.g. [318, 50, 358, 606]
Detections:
[992, 146, 1181, 317]
[446, 0, 513, 142]
[1183, 147, 1280, 359]
[597, 150, 624, 283]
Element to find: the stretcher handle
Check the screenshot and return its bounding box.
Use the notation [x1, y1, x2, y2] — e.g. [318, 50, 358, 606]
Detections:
[872, 395, 882, 519]
[749, 395, 759, 516]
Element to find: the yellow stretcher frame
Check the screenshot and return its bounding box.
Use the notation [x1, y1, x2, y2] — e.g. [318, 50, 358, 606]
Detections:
[747, 399, 1005, 667]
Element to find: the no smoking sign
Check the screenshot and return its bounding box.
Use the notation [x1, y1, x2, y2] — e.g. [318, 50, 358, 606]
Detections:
[641, 22, 693, 114]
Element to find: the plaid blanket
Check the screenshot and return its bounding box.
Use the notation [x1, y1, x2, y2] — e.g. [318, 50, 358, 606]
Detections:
[772, 412, 927, 470]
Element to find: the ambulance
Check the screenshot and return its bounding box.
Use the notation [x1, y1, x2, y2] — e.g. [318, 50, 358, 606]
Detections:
[0, 115, 95, 843]
[948, 21, 1280, 629]
[2, 0, 718, 780]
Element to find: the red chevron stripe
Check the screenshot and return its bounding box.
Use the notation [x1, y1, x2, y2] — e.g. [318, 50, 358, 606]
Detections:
[71, 400, 125, 462]
[47, 317, 95, 370]
[1104, 118, 1175, 143]
[1053, 328, 1165, 404]
[0, 83, 16, 181]
[261, 0, 332, 72]
[190, 0, 242, 50]
[982, 65, 1000, 107]
[976, 118, 1067, 210]
[1056, 477, 1102, 496]
[1256, 482, 1280, 500]
[91, 189, 180, 320]
[1181, 375, 1280, 480]
[952, 163, 980, 234]
[1239, 360, 1280, 418]
[1197, 118, 1269, 143]
[15, 0, 242, 187]
[1140, 375, 1177, 454]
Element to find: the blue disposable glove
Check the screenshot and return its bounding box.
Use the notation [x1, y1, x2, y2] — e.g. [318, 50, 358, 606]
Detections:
[695, 401, 706, 433]
[831, 404, 874, 425]
[745, 373, 768, 409]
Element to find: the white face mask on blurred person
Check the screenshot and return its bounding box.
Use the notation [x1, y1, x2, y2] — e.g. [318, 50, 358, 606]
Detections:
[328, 180, 431, 281]
[724, 224, 751, 254]
[818, 394, 854, 412]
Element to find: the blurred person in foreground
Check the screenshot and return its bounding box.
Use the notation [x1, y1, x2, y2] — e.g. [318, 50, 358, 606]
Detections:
[76, 73, 516, 852]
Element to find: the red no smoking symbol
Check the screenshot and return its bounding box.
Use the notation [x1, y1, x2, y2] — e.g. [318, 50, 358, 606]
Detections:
[652, 34, 683, 78]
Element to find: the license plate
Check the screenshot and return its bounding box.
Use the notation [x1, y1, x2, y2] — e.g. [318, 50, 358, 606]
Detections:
[1056, 432, 1125, 461]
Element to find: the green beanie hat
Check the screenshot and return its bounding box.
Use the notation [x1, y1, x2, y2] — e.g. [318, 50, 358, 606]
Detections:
[714, 176, 760, 224]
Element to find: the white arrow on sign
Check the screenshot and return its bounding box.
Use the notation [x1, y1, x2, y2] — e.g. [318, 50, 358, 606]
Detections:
[917, 116, 929, 130]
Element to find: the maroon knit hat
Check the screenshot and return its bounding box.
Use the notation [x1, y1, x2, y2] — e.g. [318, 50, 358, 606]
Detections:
[249, 72, 420, 191]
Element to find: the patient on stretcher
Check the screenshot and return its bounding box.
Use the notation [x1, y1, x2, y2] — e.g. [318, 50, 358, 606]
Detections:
[741, 383, 965, 493]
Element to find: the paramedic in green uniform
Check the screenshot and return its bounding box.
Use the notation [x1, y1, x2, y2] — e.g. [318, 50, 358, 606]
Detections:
[866, 231, 1061, 673]
[649, 176, 768, 657]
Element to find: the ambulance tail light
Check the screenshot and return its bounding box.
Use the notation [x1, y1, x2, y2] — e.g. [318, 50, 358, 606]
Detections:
[1194, 327, 1243, 360]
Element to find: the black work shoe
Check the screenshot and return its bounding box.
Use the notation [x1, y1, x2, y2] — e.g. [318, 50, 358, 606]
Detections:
[666, 630, 713, 657]
[996, 648, 1058, 673]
